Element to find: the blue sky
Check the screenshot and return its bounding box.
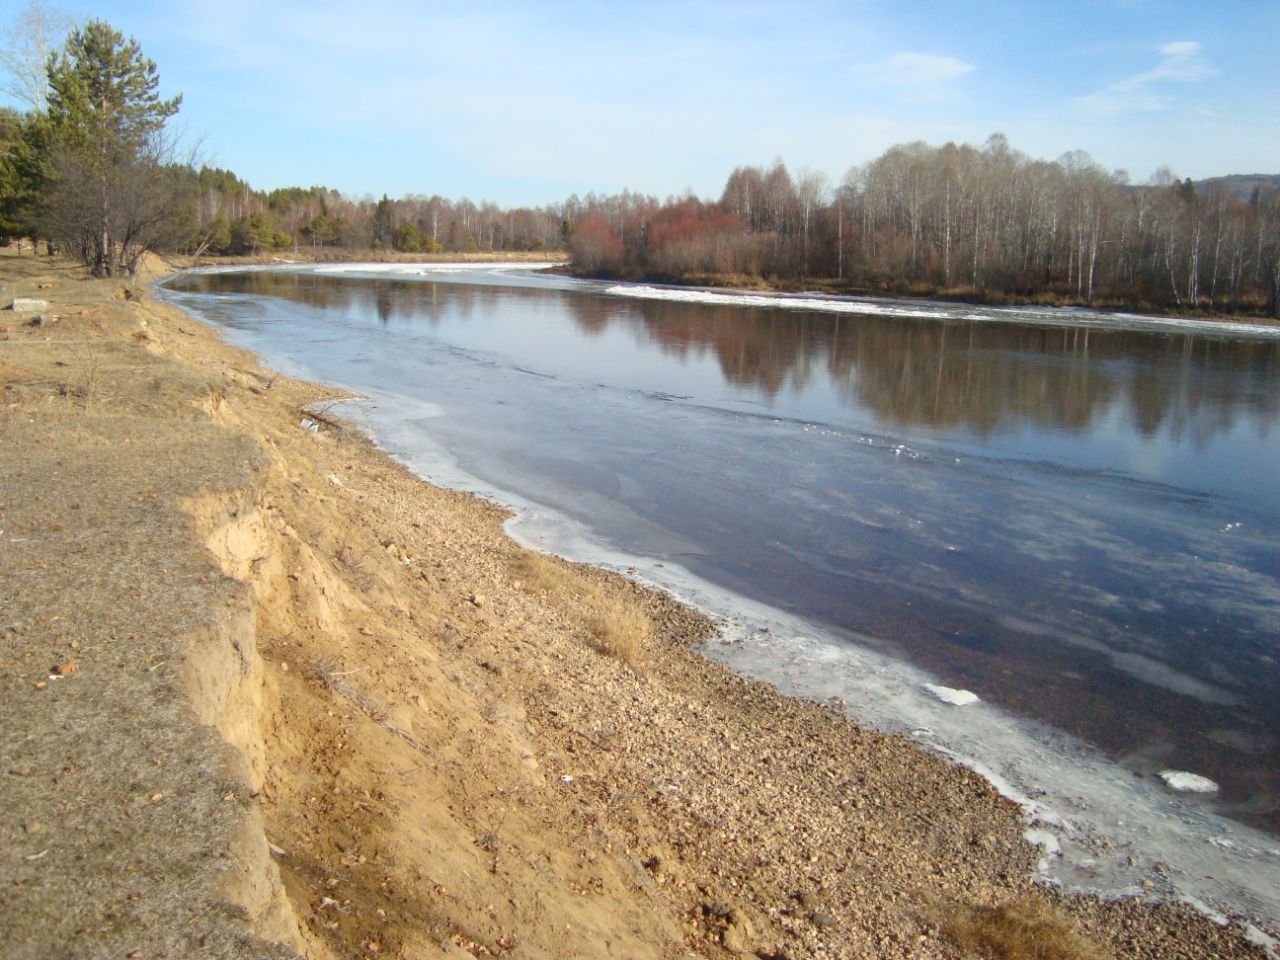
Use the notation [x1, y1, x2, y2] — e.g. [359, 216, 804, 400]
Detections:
[6, 0, 1278, 206]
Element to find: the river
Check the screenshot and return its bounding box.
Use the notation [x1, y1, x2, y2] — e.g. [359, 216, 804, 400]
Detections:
[160, 263, 1280, 935]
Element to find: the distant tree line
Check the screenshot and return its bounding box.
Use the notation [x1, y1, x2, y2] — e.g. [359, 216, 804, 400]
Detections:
[179, 175, 568, 258]
[0, 6, 568, 272]
[568, 136, 1280, 317]
[1, 3, 1277, 315]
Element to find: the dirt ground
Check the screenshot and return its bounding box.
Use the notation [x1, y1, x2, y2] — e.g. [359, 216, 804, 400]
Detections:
[1, 247, 1271, 959]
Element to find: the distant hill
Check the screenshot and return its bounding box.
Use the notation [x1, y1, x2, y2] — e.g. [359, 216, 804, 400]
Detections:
[1195, 174, 1280, 201]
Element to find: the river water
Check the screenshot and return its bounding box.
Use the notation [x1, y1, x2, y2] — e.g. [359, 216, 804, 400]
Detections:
[161, 264, 1280, 936]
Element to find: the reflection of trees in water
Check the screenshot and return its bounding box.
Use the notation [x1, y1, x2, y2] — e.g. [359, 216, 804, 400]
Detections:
[583, 299, 825, 400]
[582, 298, 1280, 441]
[180, 272, 1280, 441]
[180, 271, 562, 329]
[562, 295, 612, 337]
[831, 322, 1122, 435]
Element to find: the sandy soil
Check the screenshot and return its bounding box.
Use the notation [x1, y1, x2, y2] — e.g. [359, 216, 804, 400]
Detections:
[0, 247, 1270, 959]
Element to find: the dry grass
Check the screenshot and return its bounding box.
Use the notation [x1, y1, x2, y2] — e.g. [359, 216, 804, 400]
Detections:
[0, 247, 304, 959]
[513, 552, 568, 595]
[587, 598, 651, 667]
[513, 552, 652, 667]
[939, 896, 1102, 960]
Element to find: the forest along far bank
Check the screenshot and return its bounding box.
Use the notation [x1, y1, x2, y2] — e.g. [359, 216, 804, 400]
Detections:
[565, 146, 1280, 320]
[2, 250, 1275, 959]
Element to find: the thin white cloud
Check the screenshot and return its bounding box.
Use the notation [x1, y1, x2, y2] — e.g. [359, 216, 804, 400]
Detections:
[1074, 40, 1215, 116]
[852, 52, 974, 100]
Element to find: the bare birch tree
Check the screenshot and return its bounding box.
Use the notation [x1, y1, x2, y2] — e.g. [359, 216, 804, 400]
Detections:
[0, 0, 73, 112]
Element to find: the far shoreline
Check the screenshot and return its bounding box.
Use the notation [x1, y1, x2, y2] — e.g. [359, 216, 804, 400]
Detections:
[124, 243, 1278, 328]
[164, 254, 1280, 340]
[562, 264, 1280, 330]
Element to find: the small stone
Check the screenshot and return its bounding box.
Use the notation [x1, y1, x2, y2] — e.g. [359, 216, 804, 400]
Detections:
[793, 891, 819, 911]
[150, 793, 164, 802]
[811, 910, 837, 929]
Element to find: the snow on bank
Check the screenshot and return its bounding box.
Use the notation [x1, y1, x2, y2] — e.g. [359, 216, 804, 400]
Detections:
[604, 283, 1280, 340]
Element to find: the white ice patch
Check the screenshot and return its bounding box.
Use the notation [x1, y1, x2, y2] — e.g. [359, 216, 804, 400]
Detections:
[924, 683, 980, 706]
[1025, 828, 1063, 871]
[1160, 770, 1220, 793]
[607, 284, 940, 319]
[1025, 828, 1062, 854]
[604, 283, 1280, 340]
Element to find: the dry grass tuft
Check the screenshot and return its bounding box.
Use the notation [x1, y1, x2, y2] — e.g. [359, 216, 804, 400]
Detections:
[513, 551, 653, 667]
[939, 896, 1102, 960]
[514, 552, 569, 595]
[587, 598, 651, 667]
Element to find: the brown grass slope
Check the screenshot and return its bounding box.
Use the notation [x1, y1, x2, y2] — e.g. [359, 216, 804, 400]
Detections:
[1, 248, 1270, 959]
[1, 253, 298, 959]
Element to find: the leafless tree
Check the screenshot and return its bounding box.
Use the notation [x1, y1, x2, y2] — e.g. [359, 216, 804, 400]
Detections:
[0, 0, 73, 111]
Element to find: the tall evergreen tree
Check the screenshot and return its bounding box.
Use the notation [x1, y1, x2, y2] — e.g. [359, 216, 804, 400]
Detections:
[0, 106, 54, 239]
[42, 19, 182, 275]
[372, 194, 394, 249]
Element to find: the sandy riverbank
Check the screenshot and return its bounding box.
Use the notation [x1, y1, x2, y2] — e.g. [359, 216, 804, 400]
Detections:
[0, 249, 1269, 959]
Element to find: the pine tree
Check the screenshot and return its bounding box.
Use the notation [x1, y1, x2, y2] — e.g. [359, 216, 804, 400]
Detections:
[43, 19, 182, 275]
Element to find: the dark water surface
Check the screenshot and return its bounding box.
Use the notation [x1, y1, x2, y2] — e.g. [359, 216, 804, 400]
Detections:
[164, 267, 1280, 840]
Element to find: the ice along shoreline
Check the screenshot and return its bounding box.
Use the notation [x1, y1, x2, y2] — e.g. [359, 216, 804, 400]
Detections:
[336, 380, 1280, 949]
